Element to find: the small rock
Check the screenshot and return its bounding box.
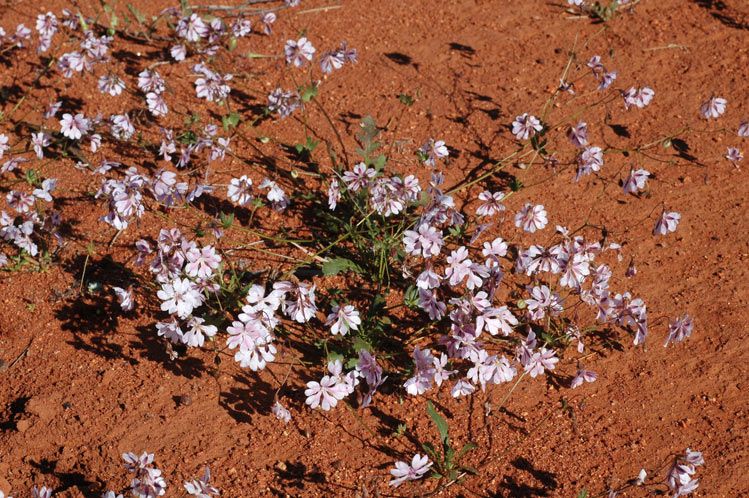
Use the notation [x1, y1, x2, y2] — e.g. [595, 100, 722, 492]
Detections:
[16, 418, 31, 433]
[275, 461, 287, 472]
[178, 394, 193, 407]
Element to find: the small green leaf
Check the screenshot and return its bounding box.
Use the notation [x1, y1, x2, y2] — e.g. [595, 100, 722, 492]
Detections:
[426, 401, 449, 445]
[321, 257, 363, 276]
[398, 93, 415, 106]
[300, 84, 318, 103]
[222, 112, 241, 131]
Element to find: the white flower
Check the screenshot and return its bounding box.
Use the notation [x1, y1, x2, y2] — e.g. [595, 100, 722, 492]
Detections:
[227, 176, 253, 206]
[157, 278, 203, 319]
[304, 375, 347, 410]
[700, 96, 726, 119]
[653, 211, 680, 235]
[389, 454, 432, 487]
[113, 286, 135, 311]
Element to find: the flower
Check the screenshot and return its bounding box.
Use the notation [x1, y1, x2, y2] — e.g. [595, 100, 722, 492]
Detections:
[570, 368, 597, 388]
[267, 88, 300, 118]
[653, 211, 681, 235]
[272, 401, 292, 423]
[157, 278, 203, 319]
[664, 315, 693, 346]
[623, 87, 654, 109]
[567, 121, 588, 147]
[700, 96, 726, 119]
[389, 454, 432, 487]
[476, 191, 506, 217]
[305, 375, 348, 410]
[60, 113, 90, 140]
[184, 467, 220, 497]
[726, 147, 743, 165]
[342, 162, 376, 191]
[227, 176, 253, 206]
[523, 347, 558, 378]
[113, 286, 135, 311]
[403, 223, 443, 259]
[32, 487, 52, 498]
[326, 304, 361, 336]
[285, 37, 315, 67]
[185, 245, 221, 279]
[183, 317, 218, 348]
[147, 92, 168, 117]
[511, 113, 542, 140]
[576, 146, 604, 180]
[98, 73, 125, 96]
[419, 138, 449, 167]
[515, 203, 548, 233]
[739, 120, 749, 137]
[622, 168, 650, 194]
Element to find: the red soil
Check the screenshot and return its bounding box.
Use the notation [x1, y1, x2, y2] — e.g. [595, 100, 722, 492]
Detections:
[1, 0, 748, 496]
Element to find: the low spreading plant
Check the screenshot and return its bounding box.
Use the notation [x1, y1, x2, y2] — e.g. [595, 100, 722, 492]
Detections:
[0, 0, 737, 494]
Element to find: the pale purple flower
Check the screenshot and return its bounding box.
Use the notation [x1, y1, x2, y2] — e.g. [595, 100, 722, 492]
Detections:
[326, 304, 361, 336]
[419, 138, 449, 167]
[654, 211, 680, 235]
[570, 368, 597, 388]
[182, 317, 217, 348]
[147, 92, 168, 117]
[389, 454, 432, 487]
[111, 113, 135, 140]
[403, 223, 443, 259]
[32, 178, 57, 202]
[113, 286, 135, 311]
[267, 87, 300, 118]
[261, 12, 276, 35]
[0, 134, 8, 159]
[184, 467, 219, 497]
[178, 13, 208, 42]
[738, 120, 749, 137]
[623, 87, 654, 109]
[526, 285, 563, 321]
[31, 132, 50, 159]
[476, 191, 506, 217]
[726, 147, 743, 164]
[514, 203, 548, 233]
[511, 113, 542, 140]
[60, 113, 90, 140]
[320, 50, 344, 74]
[285, 37, 315, 67]
[170, 44, 187, 61]
[327, 179, 340, 210]
[576, 146, 604, 180]
[598, 70, 617, 90]
[664, 315, 693, 346]
[138, 70, 165, 94]
[32, 487, 52, 498]
[700, 96, 726, 119]
[272, 401, 291, 423]
[451, 378, 476, 398]
[98, 74, 126, 96]
[622, 168, 650, 194]
[477, 305, 518, 336]
[567, 121, 588, 147]
[342, 162, 376, 191]
[523, 347, 558, 378]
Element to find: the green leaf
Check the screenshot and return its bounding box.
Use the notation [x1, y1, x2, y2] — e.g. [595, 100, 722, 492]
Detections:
[426, 401, 449, 445]
[222, 112, 241, 131]
[321, 257, 363, 276]
[576, 491, 589, 498]
[455, 441, 477, 460]
[398, 93, 415, 106]
[300, 84, 318, 103]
